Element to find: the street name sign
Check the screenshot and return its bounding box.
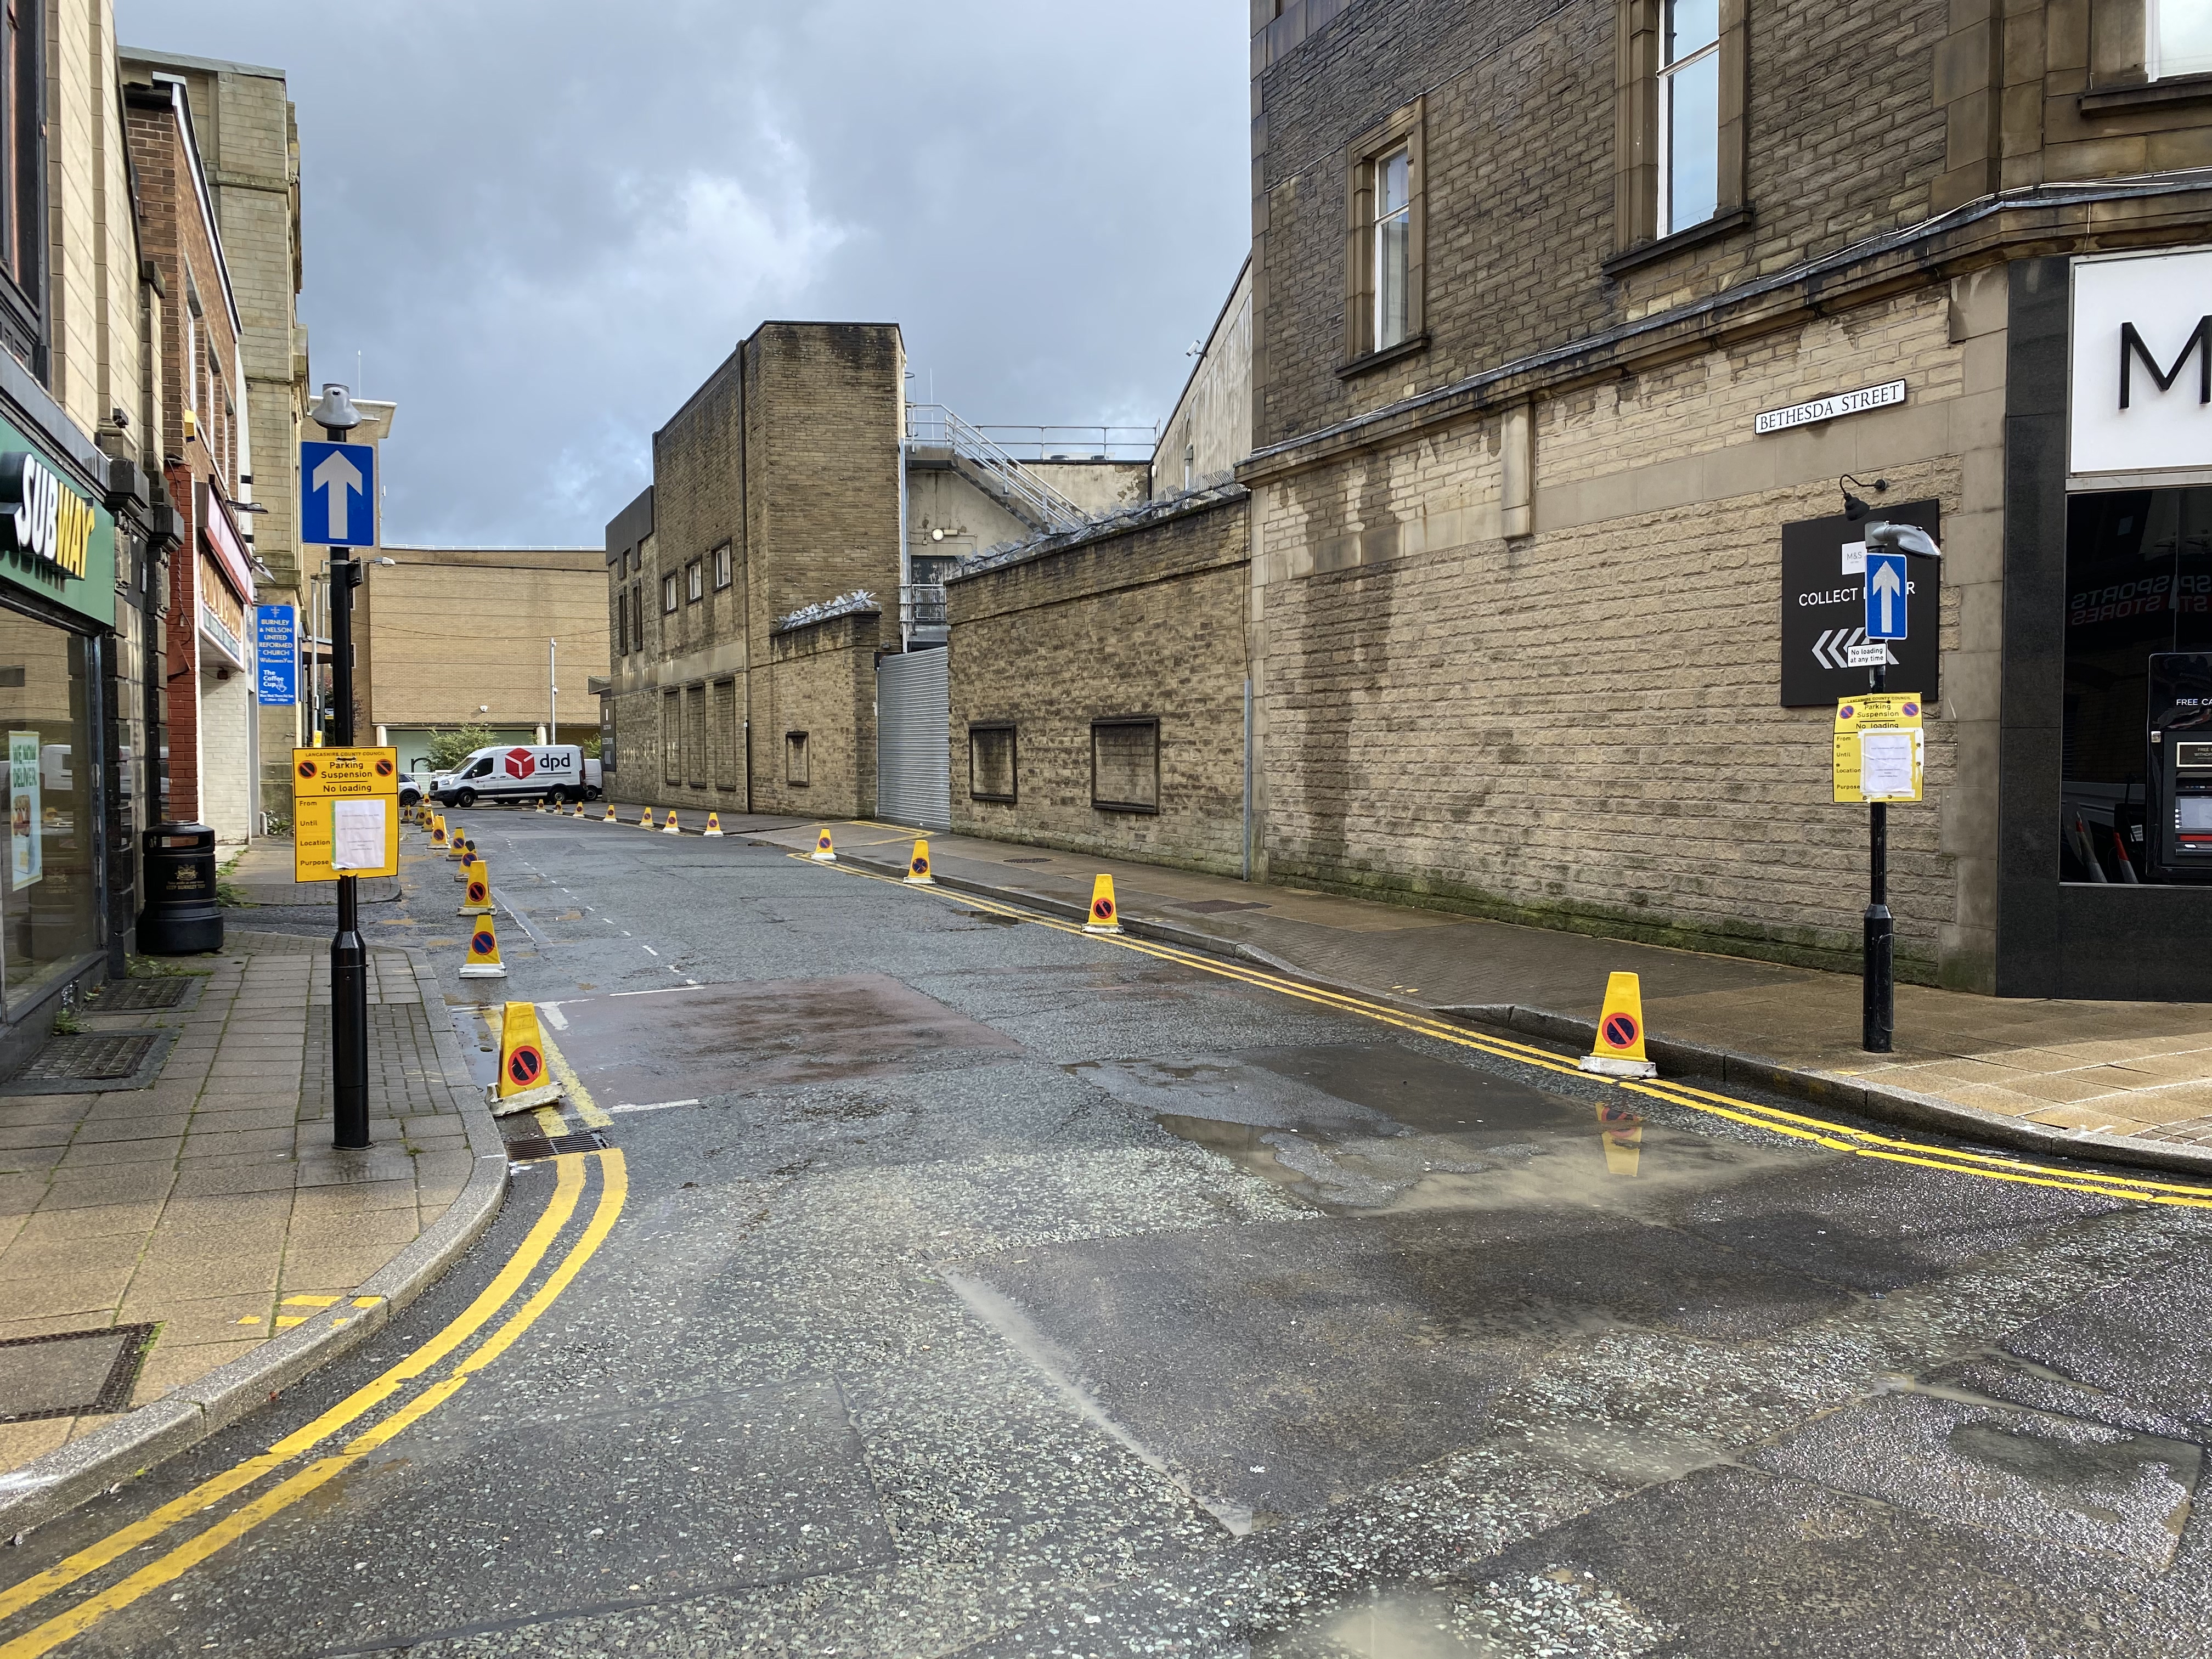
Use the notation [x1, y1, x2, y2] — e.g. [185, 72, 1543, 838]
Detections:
[1864, 550, 1909, 641]
[292, 746, 399, 881]
[300, 440, 375, 548]
[1833, 694, 1925, 804]
[255, 605, 296, 704]
[1779, 503, 1940, 706]
[1753, 379, 1906, 436]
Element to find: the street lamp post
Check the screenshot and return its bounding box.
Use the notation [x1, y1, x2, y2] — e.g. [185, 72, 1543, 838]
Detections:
[310, 383, 370, 1149]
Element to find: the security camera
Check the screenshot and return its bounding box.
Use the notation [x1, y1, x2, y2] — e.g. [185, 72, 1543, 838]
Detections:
[1865, 521, 1942, 561]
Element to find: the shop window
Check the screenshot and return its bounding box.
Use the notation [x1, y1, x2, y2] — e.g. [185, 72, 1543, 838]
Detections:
[0, 612, 98, 1014]
[713, 679, 738, 788]
[969, 723, 1016, 803]
[2062, 486, 2212, 882]
[661, 689, 680, 783]
[1342, 99, 1424, 367]
[2154, 0, 2212, 79]
[786, 730, 809, 788]
[714, 542, 732, 590]
[1091, 718, 1159, 814]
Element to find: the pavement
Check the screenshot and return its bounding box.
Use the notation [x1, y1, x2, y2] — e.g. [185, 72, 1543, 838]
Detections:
[4, 806, 2208, 1656]
[748, 819, 2212, 1161]
[0, 872, 506, 1531]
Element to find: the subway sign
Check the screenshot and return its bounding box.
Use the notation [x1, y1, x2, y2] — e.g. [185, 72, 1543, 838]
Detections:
[0, 413, 113, 626]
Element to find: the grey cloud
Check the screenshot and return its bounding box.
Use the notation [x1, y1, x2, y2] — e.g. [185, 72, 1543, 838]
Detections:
[115, 0, 1250, 546]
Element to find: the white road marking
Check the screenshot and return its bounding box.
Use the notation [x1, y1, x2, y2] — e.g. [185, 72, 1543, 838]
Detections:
[611, 1098, 700, 1115]
[536, 1003, 569, 1030]
[640, 944, 659, 957]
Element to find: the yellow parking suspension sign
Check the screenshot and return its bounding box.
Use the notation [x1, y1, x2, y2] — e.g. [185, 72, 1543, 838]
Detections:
[1833, 694, 1925, 804]
[292, 747, 400, 881]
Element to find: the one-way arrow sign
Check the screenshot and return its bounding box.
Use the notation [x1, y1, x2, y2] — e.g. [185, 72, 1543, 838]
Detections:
[1865, 550, 1908, 641]
[301, 439, 375, 548]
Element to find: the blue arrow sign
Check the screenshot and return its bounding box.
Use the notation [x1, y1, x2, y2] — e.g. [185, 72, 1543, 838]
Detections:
[1864, 550, 1908, 642]
[300, 440, 375, 548]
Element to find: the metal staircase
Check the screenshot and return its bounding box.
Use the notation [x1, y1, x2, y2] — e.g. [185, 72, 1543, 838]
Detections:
[905, 403, 1089, 535]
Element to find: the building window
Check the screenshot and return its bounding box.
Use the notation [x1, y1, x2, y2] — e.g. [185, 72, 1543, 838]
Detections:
[685, 684, 706, 784]
[686, 559, 703, 603]
[600, 700, 616, 771]
[1091, 718, 1159, 814]
[713, 678, 738, 788]
[785, 730, 809, 787]
[631, 580, 643, 643]
[615, 588, 628, 657]
[969, 724, 1016, 803]
[1658, 0, 1720, 237]
[662, 573, 678, 614]
[713, 542, 732, 590]
[2153, 0, 2212, 79]
[661, 689, 680, 783]
[1343, 100, 1423, 365]
[1183, 444, 1195, 491]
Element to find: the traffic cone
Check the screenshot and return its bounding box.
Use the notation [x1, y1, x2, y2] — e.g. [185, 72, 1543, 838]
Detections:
[571, 798, 585, 818]
[1084, 874, 1122, 934]
[459, 916, 507, 979]
[1597, 1104, 1644, 1176]
[663, 811, 681, 834]
[811, 828, 837, 863]
[446, 825, 467, 860]
[906, 839, 934, 884]
[489, 1000, 562, 1113]
[602, 802, 617, 823]
[703, 813, 723, 837]
[534, 798, 546, 814]
[640, 808, 656, 831]
[459, 858, 493, 916]
[1578, 972, 1658, 1079]
[430, 817, 448, 849]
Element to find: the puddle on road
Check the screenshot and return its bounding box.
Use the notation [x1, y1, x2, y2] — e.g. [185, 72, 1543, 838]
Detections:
[1081, 1043, 1802, 1215]
[1250, 1576, 1673, 1658]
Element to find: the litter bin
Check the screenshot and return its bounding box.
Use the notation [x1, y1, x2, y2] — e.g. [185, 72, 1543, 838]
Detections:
[138, 822, 223, 953]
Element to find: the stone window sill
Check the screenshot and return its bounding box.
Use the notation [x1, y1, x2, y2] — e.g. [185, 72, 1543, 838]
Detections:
[1336, 332, 1431, 381]
[1602, 205, 1754, 280]
[2079, 73, 2212, 115]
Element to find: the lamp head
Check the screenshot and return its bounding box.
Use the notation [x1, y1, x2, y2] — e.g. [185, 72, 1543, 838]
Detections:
[308, 382, 362, 432]
[1864, 520, 1943, 561]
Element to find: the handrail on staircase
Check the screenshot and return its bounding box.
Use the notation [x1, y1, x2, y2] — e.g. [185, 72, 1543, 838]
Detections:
[905, 403, 1089, 533]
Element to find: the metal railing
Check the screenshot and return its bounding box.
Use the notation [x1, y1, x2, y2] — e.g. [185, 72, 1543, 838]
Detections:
[903, 404, 1092, 533]
[900, 583, 948, 647]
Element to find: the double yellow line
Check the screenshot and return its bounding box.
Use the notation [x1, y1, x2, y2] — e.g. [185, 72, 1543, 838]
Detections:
[0, 1142, 627, 1657]
[803, 852, 2212, 1213]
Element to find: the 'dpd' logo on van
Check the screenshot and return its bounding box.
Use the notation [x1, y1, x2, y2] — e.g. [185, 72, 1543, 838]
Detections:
[503, 748, 537, 780]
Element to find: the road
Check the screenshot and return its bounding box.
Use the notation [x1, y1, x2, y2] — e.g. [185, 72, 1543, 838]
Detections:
[5, 809, 2212, 1657]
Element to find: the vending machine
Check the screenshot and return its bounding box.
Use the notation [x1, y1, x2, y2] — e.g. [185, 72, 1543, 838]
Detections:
[2146, 652, 2212, 883]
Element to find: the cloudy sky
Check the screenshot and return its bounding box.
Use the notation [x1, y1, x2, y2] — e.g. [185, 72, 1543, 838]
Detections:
[113, 2, 1251, 549]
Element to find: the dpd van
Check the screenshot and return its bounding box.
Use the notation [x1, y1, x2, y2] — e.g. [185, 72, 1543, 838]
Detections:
[431, 744, 592, 808]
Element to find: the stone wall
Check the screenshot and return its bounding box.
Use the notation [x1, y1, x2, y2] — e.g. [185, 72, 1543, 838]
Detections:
[751, 609, 881, 821]
[1249, 275, 2007, 986]
[947, 496, 1250, 873]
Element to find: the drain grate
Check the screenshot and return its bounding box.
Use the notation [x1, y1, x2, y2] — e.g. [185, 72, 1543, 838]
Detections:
[1004, 856, 1054, 864]
[90, 978, 195, 1011]
[0, 1324, 157, 1423]
[504, 1130, 608, 1163]
[19, 1033, 159, 1081]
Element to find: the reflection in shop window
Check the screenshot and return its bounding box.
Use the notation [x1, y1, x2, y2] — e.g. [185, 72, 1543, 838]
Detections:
[2062, 486, 2212, 882]
[0, 608, 98, 1013]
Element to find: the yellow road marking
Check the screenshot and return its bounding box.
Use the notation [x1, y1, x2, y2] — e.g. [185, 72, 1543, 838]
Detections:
[543, 1032, 613, 1130]
[0, 1156, 586, 1628]
[799, 851, 2212, 1211]
[0, 1153, 624, 1658]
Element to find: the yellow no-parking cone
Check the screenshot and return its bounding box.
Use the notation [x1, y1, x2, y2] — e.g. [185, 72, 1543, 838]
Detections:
[602, 802, 617, 823]
[1577, 972, 1658, 1079]
[446, 824, 468, 860]
[459, 916, 507, 980]
[489, 1000, 562, 1113]
[1084, 874, 1122, 935]
[906, 839, 934, 884]
[459, 858, 493, 916]
[811, 828, 837, 864]
[663, 811, 682, 834]
[703, 813, 723, 837]
[571, 798, 585, 818]
[430, 817, 448, 849]
[640, 807, 656, 831]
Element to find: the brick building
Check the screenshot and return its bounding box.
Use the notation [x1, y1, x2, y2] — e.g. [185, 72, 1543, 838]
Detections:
[121, 50, 311, 815]
[124, 72, 257, 853]
[934, 0, 2212, 1003]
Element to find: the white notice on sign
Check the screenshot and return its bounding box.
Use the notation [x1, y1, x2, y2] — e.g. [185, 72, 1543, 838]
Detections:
[1859, 730, 1918, 799]
[331, 798, 387, 870]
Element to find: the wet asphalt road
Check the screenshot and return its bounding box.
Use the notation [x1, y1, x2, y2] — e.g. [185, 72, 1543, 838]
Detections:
[9, 809, 2212, 1656]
